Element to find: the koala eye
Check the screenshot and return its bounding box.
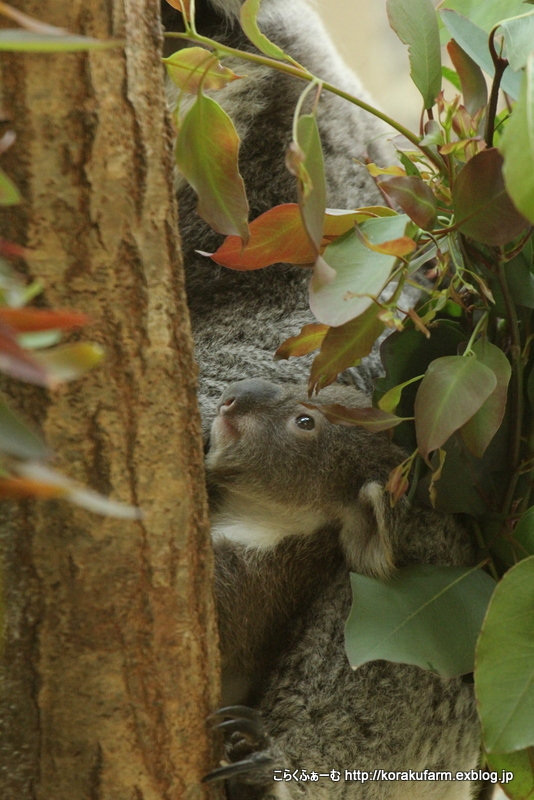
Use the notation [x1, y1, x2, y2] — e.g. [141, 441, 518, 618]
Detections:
[295, 414, 315, 431]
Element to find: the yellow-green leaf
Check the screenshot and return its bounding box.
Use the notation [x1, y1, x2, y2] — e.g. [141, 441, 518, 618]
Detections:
[176, 92, 249, 241]
[164, 47, 240, 93]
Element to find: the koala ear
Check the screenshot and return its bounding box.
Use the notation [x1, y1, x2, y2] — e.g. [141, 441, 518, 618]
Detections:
[339, 481, 399, 580]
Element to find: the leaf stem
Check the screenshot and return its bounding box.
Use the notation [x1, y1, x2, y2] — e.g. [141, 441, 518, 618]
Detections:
[496, 258, 524, 514]
[484, 28, 508, 148]
[164, 31, 445, 169]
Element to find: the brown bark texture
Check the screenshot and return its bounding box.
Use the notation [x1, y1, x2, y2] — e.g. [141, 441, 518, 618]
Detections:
[0, 1, 220, 799]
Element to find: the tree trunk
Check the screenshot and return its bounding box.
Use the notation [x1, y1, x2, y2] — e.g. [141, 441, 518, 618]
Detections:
[0, 2, 219, 798]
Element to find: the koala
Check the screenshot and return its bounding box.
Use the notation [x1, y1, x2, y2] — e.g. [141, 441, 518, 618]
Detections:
[161, 0, 395, 429]
[204, 379, 482, 800]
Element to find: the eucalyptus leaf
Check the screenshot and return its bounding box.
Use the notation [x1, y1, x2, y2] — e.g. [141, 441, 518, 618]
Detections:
[476, 556, 534, 753]
[0, 167, 22, 206]
[175, 92, 249, 241]
[415, 355, 497, 460]
[486, 748, 534, 800]
[459, 340, 511, 458]
[501, 54, 534, 224]
[453, 149, 529, 246]
[309, 305, 384, 393]
[387, 0, 442, 109]
[240, 0, 297, 64]
[0, 396, 50, 460]
[292, 113, 326, 252]
[447, 39, 488, 116]
[309, 215, 408, 327]
[346, 565, 496, 678]
[0, 29, 117, 51]
[498, 10, 534, 72]
[440, 9, 522, 99]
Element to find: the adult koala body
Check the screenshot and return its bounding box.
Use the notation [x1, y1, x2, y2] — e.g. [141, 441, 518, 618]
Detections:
[205, 380, 481, 800]
[161, 0, 393, 425]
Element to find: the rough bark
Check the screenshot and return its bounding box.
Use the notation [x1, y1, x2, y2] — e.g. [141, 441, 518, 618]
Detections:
[0, 1, 219, 799]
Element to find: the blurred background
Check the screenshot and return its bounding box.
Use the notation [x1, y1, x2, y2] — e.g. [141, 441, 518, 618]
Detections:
[314, 0, 422, 131]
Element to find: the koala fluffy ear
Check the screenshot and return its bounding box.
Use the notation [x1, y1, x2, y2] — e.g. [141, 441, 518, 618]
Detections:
[339, 481, 399, 580]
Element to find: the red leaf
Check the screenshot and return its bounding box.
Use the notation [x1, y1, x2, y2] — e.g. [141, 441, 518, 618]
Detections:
[380, 176, 437, 231]
[0, 307, 90, 332]
[453, 148, 530, 246]
[447, 40, 487, 117]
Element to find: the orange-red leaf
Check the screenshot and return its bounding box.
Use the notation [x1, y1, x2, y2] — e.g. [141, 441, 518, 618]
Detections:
[0, 307, 90, 332]
[209, 204, 314, 269]
[0, 476, 67, 499]
[356, 227, 417, 257]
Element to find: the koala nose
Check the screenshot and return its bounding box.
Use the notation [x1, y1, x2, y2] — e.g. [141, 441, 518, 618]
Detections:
[218, 379, 282, 415]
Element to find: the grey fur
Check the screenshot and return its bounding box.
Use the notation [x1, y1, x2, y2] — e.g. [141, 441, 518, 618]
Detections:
[206, 380, 481, 799]
[162, 0, 393, 428]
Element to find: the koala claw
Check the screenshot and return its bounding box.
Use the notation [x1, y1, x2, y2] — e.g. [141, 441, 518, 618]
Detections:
[215, 717, 267, 743]
[209, 705, 263, 723]
[203, 751, 276, 784]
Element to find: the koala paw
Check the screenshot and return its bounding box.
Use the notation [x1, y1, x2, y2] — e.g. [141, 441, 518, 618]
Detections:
[204, 705, 282, 786]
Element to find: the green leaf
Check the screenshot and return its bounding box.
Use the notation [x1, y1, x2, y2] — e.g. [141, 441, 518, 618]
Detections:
[499, 10, 534, 72]
[453, 148, 529, 246]
[415, 355, 497, 461]
[288, 113, 327, 252]
[501, 54, 534, 225]
[274, 323, 328, 360]
[240, 0, 297, 64]
[513, 507, 534, 559]
[380, 176, 437, 230]
[386, 0, 442, 109]
[440, 9, 522, 99]
[33, 343, 104, 384]
[175, 92, 249, 241]
[486, 748, 534, 800]
[0, 395, 50, 460]
[346, 565, 497, 678]
[447, 39, 488, 116]
[475, 556, 534, 753]
[311, 404, 408, 433]
[0, 167, 22, 206]
[309, 215, 409, 327]
[0, 29, 117, 51]
[505, 248, 534, 309]
[459, 340, 511, 458]
[442, 65, 461, 91]
[378, 374, 424, 414]
[164, 47, 240, 93]
[308, 305, 385, 393]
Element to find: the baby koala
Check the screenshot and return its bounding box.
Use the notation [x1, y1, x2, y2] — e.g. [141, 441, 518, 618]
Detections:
[205, 379, 481, 800]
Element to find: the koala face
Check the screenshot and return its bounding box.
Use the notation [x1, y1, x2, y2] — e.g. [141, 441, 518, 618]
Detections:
[206, 379, 402, 514]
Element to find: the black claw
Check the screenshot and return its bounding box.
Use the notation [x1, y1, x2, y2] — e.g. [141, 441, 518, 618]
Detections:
[208, 705, 263, 723]
[215, 717, 265, 740]
[203, 753, 275, 784]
